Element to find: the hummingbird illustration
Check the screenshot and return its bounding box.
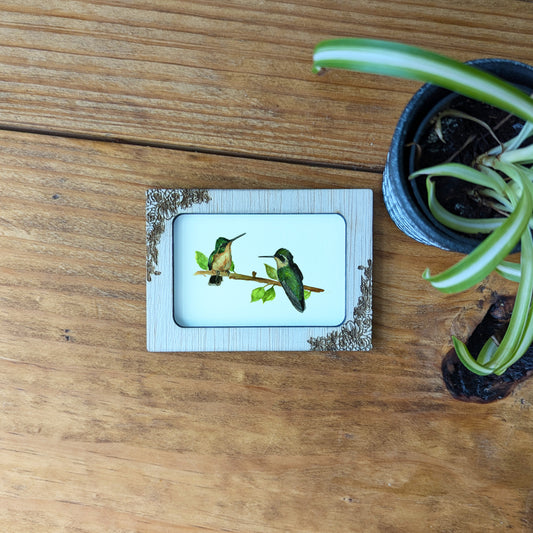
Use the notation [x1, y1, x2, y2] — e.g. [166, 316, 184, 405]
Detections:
[208, 232, 246, 286]
[259, 248, 305, 312]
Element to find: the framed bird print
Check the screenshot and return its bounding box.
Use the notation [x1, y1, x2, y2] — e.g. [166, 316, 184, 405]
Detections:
[146, 189, 372, 352]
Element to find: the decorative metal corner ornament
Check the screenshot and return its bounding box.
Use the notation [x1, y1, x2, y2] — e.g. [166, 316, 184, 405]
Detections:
[146, 188, 210, 281]
[307, 259, 372, 351]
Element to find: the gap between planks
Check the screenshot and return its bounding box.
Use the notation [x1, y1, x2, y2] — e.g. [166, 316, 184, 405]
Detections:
[0, 124, 385, 175]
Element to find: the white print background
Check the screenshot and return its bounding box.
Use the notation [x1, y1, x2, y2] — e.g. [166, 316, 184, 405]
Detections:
[173, 213, 346, 327]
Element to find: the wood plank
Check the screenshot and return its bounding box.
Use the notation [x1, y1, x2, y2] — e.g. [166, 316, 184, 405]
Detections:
[0, 1, 532, 168]
[0, 130, 532, 531]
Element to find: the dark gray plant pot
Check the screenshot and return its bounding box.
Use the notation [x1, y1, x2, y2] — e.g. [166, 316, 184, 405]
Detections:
[382, 58, 533, 253]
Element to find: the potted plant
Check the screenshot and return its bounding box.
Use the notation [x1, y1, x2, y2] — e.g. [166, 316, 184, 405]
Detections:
[312, 39, 533, 388]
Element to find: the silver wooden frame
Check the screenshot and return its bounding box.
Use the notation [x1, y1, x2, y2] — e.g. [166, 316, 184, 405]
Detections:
[146, 189, 372, 352]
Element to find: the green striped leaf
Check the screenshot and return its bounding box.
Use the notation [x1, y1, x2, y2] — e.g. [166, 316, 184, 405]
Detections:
[423, 179, 531, 293]
[489, 228, 533, 374]
[496, 261, 521, 282]
[313, 38, 533, 123]
[452, 337, 494, 376]
[425, 178, 505, 234]
[476, 338, 499, 366]
[410, 162, 507, 195]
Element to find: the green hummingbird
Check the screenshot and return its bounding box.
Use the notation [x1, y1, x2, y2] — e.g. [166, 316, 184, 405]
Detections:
[208, 232, 246, 286]
[259, 248, 305, 312]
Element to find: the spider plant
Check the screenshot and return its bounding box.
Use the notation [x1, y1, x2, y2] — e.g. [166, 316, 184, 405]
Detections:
[313, 38, 533, 376]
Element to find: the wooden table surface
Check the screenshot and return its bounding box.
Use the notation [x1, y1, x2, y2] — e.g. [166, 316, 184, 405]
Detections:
[1, 2, 533, 531]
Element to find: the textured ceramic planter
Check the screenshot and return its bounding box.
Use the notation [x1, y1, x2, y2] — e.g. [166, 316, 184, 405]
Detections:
[382, 58, 533, 253]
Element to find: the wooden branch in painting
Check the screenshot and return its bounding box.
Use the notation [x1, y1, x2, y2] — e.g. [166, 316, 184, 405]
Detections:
[193, 270, 325, 293]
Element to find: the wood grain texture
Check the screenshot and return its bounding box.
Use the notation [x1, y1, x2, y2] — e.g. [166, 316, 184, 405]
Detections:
[0, 130, 532, 532]
[0, 1, 532, 168]
[2, 2, 533, 531]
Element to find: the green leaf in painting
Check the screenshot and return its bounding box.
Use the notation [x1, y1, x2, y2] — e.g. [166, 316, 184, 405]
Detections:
[264, 263, 278, 280]
[262, 286, 276, 303]
[251, 287, 265, 303]
[195, 251, 209, 270]
[304, 290, 311, 300]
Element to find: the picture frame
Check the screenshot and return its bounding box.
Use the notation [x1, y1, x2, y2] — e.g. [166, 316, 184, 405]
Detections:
[146, 189, 372, 352]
